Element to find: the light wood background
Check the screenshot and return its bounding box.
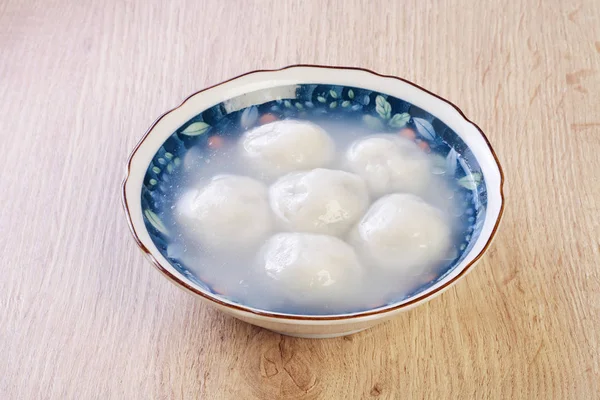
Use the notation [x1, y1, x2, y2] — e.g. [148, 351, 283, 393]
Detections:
[1, 0, 599, 398]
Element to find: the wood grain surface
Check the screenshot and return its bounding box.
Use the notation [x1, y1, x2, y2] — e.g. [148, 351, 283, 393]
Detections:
[1, 0, 599, 398]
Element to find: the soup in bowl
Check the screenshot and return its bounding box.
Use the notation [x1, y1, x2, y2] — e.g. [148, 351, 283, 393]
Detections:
[122, 65, 504, 338]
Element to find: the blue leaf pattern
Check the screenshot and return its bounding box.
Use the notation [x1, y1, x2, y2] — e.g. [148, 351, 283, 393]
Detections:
[413, 118, 436, 141]
[446, 148, 458, 176]
[240, 106, 258, 129]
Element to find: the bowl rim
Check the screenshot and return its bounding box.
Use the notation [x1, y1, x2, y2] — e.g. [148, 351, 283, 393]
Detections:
[122, 64, 505, 321]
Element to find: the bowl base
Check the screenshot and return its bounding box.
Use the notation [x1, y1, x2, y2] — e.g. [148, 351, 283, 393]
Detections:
[270, 327, 368, 339]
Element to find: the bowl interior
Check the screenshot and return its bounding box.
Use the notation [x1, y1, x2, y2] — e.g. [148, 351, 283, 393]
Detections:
[137, 82, 489, 315]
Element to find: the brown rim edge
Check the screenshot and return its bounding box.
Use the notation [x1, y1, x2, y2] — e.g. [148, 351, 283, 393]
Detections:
[121, 64, 506, 321]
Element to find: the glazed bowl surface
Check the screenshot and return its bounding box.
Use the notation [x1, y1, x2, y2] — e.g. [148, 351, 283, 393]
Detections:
[122, 65, 504, 338]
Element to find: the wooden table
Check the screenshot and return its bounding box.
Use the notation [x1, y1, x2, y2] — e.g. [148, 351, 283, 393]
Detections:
[2, 0, 599, 398]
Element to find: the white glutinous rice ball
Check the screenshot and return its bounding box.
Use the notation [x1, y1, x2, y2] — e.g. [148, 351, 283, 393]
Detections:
[239, 119, 335, 179]
[175, 175, 272, 252]
[256, 232, 364, 308]
[269, 168, 369, 237]
[345, 135, 431, 197]
[350, 193, 452, 274]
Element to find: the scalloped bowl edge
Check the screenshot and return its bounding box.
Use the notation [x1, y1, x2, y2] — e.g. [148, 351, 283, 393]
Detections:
[122, 65, 505, 338]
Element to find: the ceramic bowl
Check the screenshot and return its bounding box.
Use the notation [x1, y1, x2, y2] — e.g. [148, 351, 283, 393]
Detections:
[122, 65, 504, 338]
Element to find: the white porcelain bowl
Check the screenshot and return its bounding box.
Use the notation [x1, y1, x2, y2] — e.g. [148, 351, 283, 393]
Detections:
[122, 65, 504, 338]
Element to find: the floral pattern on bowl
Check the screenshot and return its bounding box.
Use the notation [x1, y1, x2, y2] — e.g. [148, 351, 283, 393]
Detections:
[140, 83, 488, 308]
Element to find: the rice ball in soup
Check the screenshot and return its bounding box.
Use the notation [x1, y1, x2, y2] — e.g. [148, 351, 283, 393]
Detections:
[345, 135, 431, 197]
[256, 233, 364, 309]
[175, 175, 272, 252]
[350, 193, 452, 274]
[239, 120, 335, 180]
[269, 168, 369, 237]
